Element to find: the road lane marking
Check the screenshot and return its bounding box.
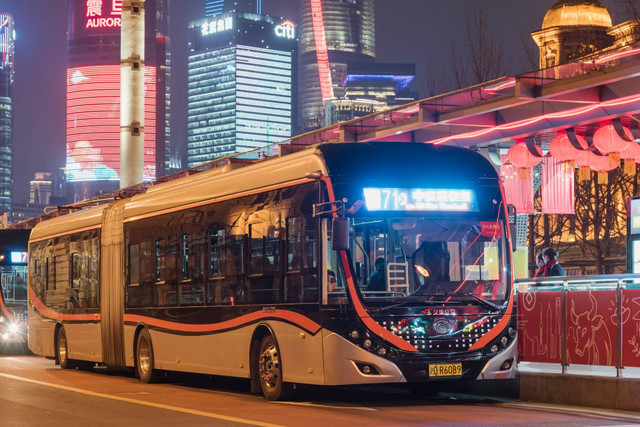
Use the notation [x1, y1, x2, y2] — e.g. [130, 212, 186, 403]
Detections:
[0, 373, 284, 427]
[496, 401, 640, 422]
[273, 401, 377, 411]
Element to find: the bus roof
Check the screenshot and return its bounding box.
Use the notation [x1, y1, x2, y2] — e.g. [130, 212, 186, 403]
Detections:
[29, 142, 499, 241]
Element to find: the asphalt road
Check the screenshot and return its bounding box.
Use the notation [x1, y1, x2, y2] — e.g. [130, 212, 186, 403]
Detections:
[0, 354, 639, 426]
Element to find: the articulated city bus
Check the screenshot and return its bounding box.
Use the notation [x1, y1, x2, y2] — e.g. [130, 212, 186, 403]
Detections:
[28, 142, 516, 400]
[0, 229, 30, 349]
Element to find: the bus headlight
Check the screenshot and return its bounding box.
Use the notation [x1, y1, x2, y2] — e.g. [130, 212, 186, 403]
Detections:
[363, 338, 373, 349]
[500, 336, 508, 347]
[377, 347, 387, 357]
[490, 344, 499, 353]
[8, 323, 19, 335]
[350, 330, 360, 340]
[508, 327, 516, 338]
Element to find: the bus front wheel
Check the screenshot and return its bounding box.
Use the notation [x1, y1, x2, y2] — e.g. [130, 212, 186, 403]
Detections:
[57, 326, 77, 369]
[136, 328, 157, 383]
[257, 335, 292, 401]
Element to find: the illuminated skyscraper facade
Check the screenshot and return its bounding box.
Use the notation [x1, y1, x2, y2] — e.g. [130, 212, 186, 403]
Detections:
[0, 14, 14, 215]
[298, 0, 375, 130]
[205, 0, 261, 17]
[66, 0, 170, 201]
[205, 0, 225, 16]
[187, 13, 296, 166]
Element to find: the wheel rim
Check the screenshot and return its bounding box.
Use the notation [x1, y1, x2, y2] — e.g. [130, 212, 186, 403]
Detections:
[138, 335, 152, 376]
[259, 343, 281, 391]
[58, 331, 67, 364]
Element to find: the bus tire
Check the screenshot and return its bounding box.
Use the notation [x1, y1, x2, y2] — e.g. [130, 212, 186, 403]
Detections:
[257, 334, 292, 401]
[57, 326, 77, 369]
[136, 328, 157, 383]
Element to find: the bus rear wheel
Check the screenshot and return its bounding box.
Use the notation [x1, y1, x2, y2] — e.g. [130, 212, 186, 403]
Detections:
[57, 326, 77, 369]
[257, 335, 292, 401]
[136, 328, 157, 383]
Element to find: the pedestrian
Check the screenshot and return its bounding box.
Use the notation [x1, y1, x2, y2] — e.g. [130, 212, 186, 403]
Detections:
[533, 251, 545, 278]
[542, 247, 565, 277]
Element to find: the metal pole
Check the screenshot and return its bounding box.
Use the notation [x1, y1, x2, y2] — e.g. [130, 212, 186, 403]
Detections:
[561, 279, 568, 374]
[617, 278, 623, 378]
[120, 0, 145, 189]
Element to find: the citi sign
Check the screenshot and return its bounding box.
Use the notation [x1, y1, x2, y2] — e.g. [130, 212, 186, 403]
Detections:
[275, 21, 295, 39]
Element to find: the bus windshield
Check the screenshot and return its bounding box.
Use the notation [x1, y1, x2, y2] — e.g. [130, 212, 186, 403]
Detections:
[337, 216, 509, 308]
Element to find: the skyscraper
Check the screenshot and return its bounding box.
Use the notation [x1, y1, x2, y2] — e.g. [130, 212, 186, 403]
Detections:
[0, 14, 14, 215]
[186, 13, 297, 166]
[298, 0, 375, 130]
[66, 0, 170, 201]
[205, 0, 261, 17]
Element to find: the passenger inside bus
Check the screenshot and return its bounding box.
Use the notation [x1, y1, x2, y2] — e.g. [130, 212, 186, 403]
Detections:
[327, 270, 337, 292]
[366, 257, 387, 292]
[412, 241, 451, 292]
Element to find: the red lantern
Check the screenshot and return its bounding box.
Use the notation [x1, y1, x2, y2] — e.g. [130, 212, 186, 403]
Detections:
[507, 141, 542, 179]
[591, 152, 617, 184]
[619, 127, 640, 175]
[549, 132, 587, 162]
[575, 150, 600, 182]
[593, 122, 630, 168]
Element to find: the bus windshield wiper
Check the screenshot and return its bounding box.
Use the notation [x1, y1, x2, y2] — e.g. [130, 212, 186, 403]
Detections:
[459, 293, 501, 311]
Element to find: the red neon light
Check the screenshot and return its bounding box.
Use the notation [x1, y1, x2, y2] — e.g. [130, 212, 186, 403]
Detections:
[431, 94, 640, 146]
[483, 78, 516, 92]
[66, 65, 157, 182]
[592, 46, 640, 65]
[309, 0, 334, 104]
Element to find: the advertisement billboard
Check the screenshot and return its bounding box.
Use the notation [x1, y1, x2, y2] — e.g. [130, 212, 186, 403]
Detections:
[66, 65, 157, 182]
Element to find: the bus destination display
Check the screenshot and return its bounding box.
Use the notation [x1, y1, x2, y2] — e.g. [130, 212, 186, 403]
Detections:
[363, 188, 476, 212]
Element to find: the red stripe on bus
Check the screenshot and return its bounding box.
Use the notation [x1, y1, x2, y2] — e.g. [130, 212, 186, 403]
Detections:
[124, 309, 322, 334]
[28, 287, 100, 322]
[320, 176, 418, 353]
[0, 293, 27, 329]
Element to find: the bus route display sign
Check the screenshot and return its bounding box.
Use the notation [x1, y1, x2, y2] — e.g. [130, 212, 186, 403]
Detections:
[363, 188, 477, 212]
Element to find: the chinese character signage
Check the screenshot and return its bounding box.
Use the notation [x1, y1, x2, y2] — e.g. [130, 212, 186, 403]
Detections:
[85, 0, 123, 29]
[201, 16, 233, 36]
[363, 188, 477, 212]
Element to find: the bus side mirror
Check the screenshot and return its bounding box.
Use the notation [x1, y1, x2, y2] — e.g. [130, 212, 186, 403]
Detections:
[332, 218, 349, 251]
[510, 223, 517, 252]
[507, 204, 517, 252]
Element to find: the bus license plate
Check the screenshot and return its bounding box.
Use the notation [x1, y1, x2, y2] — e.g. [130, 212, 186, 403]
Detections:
[428, 363, 462, 378]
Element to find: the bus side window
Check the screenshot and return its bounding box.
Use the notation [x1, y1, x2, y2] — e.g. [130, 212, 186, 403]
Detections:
[207, 226, 226, 305]
[225, 233, 245, 305]
[285, 216, 317, 302]
[90, 235, 100, 308]
[180, 232, 205, 306]
[71, 252, 81, 307]
[155, 238, 178, 306]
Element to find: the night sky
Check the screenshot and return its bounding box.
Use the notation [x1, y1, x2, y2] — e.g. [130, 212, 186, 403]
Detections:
[0, 0, 630, 202]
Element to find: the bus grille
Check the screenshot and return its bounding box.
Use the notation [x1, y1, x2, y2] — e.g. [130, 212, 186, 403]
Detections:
[380, 316, 501, 352]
